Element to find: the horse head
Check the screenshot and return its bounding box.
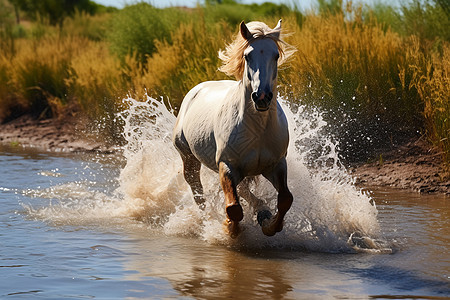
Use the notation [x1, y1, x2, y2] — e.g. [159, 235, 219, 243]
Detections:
[240, 20, 281, 112]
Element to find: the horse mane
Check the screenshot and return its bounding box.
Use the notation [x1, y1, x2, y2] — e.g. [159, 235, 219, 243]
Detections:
[218, 21, 295, 80]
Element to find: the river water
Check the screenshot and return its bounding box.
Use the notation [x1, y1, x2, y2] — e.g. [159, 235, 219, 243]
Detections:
[0, 97, 449, 299]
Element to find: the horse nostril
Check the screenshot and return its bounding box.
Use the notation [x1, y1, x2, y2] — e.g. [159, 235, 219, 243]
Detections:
[267, 92, 273, 101]
[251, 92, 258, 101]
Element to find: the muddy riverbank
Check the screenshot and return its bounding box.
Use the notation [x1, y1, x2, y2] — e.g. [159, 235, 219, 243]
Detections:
[0, 114, 114, 153]
[351, 137, 449, 194]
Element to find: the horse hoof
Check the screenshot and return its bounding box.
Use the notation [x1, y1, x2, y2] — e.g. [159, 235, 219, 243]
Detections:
[259, 212, 284, 237]
[262, 226, 277, 237]
[257, 210, 272, 226]
[194, 197, 206, 210]
[261, 220, 283, 236]
[226, 203, 243, 222]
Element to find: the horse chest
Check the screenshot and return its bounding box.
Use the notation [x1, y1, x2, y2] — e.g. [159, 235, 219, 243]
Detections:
[218, 120, 288, 175]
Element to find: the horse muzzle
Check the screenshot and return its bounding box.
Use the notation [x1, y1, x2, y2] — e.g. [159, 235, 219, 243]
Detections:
[251, 91, 273, 111]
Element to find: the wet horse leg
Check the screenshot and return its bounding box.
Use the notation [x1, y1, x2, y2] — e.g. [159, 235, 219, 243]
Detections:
[219, 162, 243, 238]
[182, 153, 205, 209]
[260, 158, 293, 236]
[174, 130, 205, 209]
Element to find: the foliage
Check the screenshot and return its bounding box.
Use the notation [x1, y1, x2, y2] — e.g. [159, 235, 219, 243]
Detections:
[317, 0, 343, 15]
[61, 10, 113, 41]
[365, 0, 450, 43]
[279, 11, 425, 161]
[0, 0, 16, 55]
[107, 3, 184, 65]
[66, 40, 127, 117]
[202, 2, 257, 25]
[127, 20, 232, 107]
[9, 0, 107, 25]
[3, 37, 82, 118]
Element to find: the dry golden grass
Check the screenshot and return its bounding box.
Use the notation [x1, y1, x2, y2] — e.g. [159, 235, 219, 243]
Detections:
[3, 37, 78, 118]
[412, 42, 450, 166]
[279, 13, 422, 126]
[67, 40, 127, 118]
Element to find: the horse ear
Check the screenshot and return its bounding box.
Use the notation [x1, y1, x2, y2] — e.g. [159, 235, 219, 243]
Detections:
[240, 21, 252, 41]
[274, 19, 282, 31]
[273, 19, 282, 38]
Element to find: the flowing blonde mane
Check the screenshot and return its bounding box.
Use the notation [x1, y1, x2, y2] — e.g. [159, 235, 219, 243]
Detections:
[218, 21, 295, 80]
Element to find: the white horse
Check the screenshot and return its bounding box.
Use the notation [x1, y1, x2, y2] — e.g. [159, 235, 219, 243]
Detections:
[173, 20, 295, 237]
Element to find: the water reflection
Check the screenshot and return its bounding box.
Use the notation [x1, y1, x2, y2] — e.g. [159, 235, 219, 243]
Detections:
[170, 249, 294, 299]
[120, 230, 371, 299]
[118, 226, 299, 299]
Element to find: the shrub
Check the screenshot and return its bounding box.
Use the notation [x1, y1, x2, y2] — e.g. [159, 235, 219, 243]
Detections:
[108, 3, 183, 64]
[8, 37, 78, 118]
[62, 10, 112, 41]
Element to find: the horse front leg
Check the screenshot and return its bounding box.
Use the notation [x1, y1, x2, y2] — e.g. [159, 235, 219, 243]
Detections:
[219, 161, 243, 238]
[259, 158, 293, 236]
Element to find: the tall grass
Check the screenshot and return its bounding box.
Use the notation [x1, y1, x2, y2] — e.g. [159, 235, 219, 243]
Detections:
[3, 37, 77, 118]
[127, 19, 232, 107]
[107, 3, 185, 64]
[279, 11, 426, 161]
[367, 0, 450, 43]
[62, 10, 112, 41]
[412, 42, 450, 168]
[67, 40, 127, 115]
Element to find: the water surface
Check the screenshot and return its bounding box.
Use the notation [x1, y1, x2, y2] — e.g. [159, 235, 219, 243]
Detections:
[0, 145, 448, 299]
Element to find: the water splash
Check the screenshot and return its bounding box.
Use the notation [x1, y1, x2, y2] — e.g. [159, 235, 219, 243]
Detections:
[23, 95, 391, 253]
[115, 95, 389, 253]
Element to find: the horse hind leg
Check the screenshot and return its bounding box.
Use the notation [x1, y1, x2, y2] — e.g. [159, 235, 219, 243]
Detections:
[182, 153, 205, 209]
[262, 188, 293, 236]
[174, 131, 205, 209]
